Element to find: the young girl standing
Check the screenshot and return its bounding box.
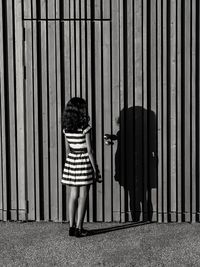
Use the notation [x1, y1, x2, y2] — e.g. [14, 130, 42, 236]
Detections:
[61, 97, 101, 237]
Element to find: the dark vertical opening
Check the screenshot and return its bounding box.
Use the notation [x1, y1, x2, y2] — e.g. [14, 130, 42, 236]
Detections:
[37, 21, 44, 220]
[161, 0, 164, 222]
[85, 0, 88, 102]
[91, 0, 97, 221]
[175, 0, 179, 223]
[132, 0, 136, 221]
[110, 0, 113, 221]
[22, 0, 24, 20]
[189, 0, 193, 223]
[2, 0, 11, 220]
[100, 0, 105, 222]
[74, 0, 77, 96]
[85, 0, 89, 222]
[79, 0, 82, 97]
[36, 0, 41, 20]
[146, 0, 151, 222]
[85, 0, 87, 19]
[155, 0, 159, 222]
[123, 0, 128, 221]
[45, 17, 51, 220]
[181, 0, 185, 222]
[196, 0, 199, 221]
[60, 24, 65, 105]
[12, 0, 19, 219]
[60, 18, 67, 220]
[155, 0, 159, 223]
[69, 0, 72, 97]
[46, 0, 48, 19]
[141, 0, 145, 222]
[166, 0, 171, 222]
[60, 0, 64, 20]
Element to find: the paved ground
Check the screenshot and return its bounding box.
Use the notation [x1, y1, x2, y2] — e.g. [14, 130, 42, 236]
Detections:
[0, 221, 200, 266]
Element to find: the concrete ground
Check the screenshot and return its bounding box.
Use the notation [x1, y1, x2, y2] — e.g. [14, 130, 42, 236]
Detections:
[0, 221, 200, 266]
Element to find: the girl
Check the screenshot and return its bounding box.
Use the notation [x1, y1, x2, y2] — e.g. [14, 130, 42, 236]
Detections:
[61, 97, 101, 237]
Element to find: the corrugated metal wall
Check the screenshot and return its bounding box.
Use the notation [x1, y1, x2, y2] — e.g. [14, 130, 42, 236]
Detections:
[0, 0, 199, 223]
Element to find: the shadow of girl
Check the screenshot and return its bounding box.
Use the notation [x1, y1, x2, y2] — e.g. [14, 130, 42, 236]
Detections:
[115, 106, 157, 222]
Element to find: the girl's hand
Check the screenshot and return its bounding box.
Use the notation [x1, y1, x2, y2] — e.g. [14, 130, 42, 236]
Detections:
[94, 169, 102, 183]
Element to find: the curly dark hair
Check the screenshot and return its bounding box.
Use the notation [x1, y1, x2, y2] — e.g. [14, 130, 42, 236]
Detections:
[62, 97, 90, 133]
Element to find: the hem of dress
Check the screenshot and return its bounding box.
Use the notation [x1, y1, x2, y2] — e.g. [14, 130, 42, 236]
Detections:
[61, 180, 93, 186]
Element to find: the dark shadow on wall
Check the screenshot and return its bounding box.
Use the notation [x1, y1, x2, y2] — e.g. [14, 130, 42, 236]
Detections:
[114, 106, 157, 222]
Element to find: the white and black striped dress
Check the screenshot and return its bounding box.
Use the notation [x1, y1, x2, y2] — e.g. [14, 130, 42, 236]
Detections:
[62, 125, 94, 186]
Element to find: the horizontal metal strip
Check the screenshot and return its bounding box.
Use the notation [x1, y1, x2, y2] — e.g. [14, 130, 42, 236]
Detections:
[22, 18, 111, 22]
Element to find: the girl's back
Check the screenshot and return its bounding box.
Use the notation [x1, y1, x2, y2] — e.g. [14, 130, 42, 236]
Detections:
[64, 125, 91, 153]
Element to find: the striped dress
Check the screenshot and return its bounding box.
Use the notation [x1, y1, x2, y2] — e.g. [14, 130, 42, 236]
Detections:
[62, 125, 94, 186]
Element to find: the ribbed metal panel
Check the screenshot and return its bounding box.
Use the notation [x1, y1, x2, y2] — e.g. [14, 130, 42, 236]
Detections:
[0, 0, 199, 222]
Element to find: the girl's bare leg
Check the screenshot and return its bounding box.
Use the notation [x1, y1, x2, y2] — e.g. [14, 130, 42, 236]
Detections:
[76, 185, 90, 229]
[69, 186, 79, 227]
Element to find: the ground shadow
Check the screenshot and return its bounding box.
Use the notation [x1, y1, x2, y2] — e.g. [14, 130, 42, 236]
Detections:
[114, 106, 157, 222]
[86, 221, 153, 236]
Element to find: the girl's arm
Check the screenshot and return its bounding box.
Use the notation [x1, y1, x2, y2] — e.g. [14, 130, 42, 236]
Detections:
[63, 131, 70, 157]
[85, 132, 102, 182]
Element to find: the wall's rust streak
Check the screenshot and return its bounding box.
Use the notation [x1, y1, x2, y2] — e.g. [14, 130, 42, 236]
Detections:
[0, 0, 199, 222]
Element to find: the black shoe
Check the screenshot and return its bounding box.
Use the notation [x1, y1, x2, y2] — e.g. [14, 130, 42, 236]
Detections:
[69, 226, 76, 236]
[75, 228, 88, 238]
